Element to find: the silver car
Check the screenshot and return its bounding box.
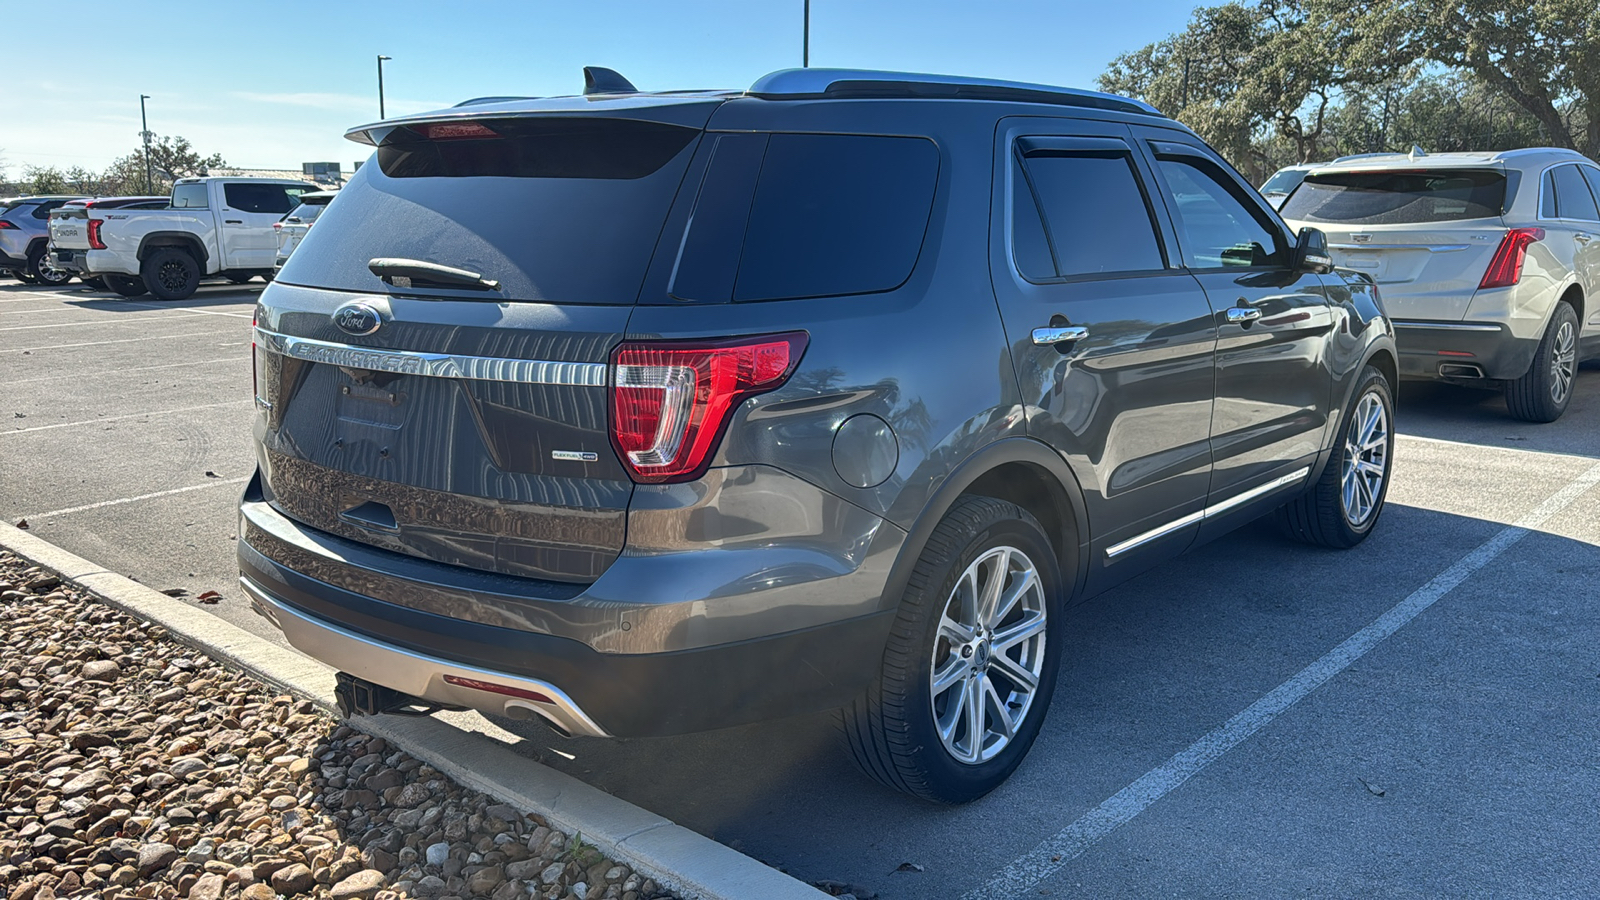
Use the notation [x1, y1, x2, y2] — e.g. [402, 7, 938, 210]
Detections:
[1282, 148, 1600, 421]
[1, 195, 86, 285]
[273, 190, 336, 272]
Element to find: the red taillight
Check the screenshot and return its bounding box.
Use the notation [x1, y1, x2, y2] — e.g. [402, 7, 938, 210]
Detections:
[1479, 228, 1544, 289]
[87, 219, 106, 250]
[609, 332, 808, 483]
[0, 220, 16, 230]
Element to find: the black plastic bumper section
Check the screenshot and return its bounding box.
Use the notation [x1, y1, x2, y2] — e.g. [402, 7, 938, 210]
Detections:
[1392, 321, 1538, 382]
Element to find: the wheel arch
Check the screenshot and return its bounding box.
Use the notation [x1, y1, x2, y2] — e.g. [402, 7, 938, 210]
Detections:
[137, 232, 210, 267]
[879, 438, 1090, 615]
[1556, 283, 1584, 325]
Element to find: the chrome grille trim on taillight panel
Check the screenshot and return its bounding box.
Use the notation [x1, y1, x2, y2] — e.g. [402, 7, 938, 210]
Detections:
[253, 328, 607, 387]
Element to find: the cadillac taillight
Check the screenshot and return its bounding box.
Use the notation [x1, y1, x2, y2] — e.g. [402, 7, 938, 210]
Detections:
[609, 333, 807, 483]
[1479, 228, 1544, 289]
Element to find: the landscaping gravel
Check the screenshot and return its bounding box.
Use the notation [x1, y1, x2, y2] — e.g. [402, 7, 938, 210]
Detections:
[0, 550, 677, 900]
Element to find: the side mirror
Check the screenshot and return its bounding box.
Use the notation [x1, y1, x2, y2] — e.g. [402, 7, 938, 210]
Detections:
[1295, 227, 1333, 274]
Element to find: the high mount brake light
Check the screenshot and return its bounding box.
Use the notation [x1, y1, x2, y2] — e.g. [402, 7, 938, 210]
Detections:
[87, 219, 106, 250]
[415, 122, 500, 140]
[1479, 227, 1544, 289]
[609, 333, 808, 484]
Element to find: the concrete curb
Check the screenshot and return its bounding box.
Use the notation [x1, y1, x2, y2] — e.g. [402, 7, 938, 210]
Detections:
[0, 521, 829, 900]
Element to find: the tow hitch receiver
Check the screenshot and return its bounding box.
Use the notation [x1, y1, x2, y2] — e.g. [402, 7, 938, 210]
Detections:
[334, 672, 450, 718]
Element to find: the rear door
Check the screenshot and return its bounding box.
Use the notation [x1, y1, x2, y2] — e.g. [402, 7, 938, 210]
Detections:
[258, 106, 716, 583]
[1133, 128, 1337, 513]
[1279, 167, 1507, 321]
[989, 117, 1217, 581]
[1543, 164, 1600, 340]
[220, 182, 314, 269]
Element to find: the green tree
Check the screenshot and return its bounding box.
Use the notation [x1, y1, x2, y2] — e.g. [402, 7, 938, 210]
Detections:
[142, 135, 225, 183]
[21, 165, 69, 194]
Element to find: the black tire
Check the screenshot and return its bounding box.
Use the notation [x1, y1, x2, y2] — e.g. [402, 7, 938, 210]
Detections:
[140, 248, 200, 300]
[1277, 366, 1394, 549]
[1505, 302, 1579, 423]
[105, 274, 149, 298]
[840, 495, 1064, 803]
[13, 268, 38, 284]
[26, 244, 73, 286]
[82, 276, 107, 291]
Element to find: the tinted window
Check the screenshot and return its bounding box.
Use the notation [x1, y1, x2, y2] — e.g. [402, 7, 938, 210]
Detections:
[171, 184, 209, 209]
[1583, 168, 1600, 215]
[1156, 155, 1283, 267]
[1011, 167, 1055, 280]
[32, 201, 68, 219]
[277, 117, 704, 305]
[1550, 164, 1600, 222]
[1018, 149, 1164, 278]
[379, 118, 697, 180]
[1260, 168, 1307, 195]
[1541, 170, 1559, 218]
[1280, 169, 1506, 224]
[731, 134, 938, 302]
[223, 183, 312, 215]
[283, 202, 327, 223]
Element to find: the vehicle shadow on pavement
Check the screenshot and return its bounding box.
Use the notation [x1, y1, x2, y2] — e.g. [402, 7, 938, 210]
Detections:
[1396, 376, 1598, 460]
[480, 501, 1600, 899]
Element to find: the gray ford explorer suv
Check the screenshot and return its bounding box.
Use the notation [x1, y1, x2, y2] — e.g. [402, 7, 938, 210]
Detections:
[240, 67, 1397, 802]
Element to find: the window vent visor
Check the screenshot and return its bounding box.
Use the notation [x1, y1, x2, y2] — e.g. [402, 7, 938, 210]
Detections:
[609, 333, 807, 483]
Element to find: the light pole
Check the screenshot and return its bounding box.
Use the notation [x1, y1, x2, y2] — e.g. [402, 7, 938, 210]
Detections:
[377, 55, 392, 119]
[139, 94, 153, 194]
[803, 1, 810, 68]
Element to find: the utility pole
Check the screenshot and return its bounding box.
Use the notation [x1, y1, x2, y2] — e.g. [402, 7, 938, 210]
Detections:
[377, 55, 392, 118]
[803, 0, 810, 68]
[139, 95, 153, 194]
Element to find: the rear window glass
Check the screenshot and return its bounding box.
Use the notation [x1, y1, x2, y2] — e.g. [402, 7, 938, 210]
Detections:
[671, 133, 939, 302]
[284, 202, 327, 223]
[224, 183, 314, 214]
[1280, 169, 1506, 224]
[171, 184, 208, 209]
[276, 117, 703, 305]
[1260, 168, 1307, 195]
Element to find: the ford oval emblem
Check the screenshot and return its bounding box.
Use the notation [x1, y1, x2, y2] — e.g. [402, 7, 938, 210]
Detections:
[332, 302, 382, 336]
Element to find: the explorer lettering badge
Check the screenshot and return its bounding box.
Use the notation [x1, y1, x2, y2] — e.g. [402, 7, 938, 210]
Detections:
[332, 302, 382, 336]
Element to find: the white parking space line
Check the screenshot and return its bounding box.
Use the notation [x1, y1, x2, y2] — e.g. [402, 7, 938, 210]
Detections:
[0, 313, 210, 331]
[969, 459, 1600, 900]
[108, 302, 255, 320]
[1397, 432, 1598, 463]
[6, 357, 250, 386]
[1, 400, 252, 436]
[0, 330, 229, 354]
[20, 474, 251, 515]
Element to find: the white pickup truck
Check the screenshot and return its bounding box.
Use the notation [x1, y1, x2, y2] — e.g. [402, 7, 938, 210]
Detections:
[53, 176, 319, 300]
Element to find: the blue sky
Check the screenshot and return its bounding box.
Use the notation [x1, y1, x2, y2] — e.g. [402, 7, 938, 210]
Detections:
[18, 0, 1200, 178]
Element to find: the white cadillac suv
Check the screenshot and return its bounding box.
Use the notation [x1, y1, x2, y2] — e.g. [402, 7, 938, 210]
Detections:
[1281, 148, 1600, 422]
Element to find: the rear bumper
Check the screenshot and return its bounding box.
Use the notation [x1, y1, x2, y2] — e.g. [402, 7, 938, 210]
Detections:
[1391, 320, 1539, 381]
[238, 469, 902, 737]
[52, 248, 89, 274]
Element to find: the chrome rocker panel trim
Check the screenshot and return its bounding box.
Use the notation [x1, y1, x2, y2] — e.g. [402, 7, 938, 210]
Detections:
[1389, 320, 1504, 333]
[254, 328, 608, 387]
[1106, 467, 1311, 559]
[241, 577, 611, 737]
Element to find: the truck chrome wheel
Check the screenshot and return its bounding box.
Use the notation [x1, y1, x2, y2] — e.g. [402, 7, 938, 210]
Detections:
[1341, 390, 1389, 528]
[1550, 319, 1576, 405]
[930, 545, 1047, 765]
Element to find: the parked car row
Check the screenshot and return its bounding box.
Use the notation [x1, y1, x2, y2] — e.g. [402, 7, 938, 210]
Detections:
[3, 177, 325, 299]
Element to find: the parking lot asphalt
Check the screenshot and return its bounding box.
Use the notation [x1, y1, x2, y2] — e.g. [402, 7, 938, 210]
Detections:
[3, 278, 1597, 898]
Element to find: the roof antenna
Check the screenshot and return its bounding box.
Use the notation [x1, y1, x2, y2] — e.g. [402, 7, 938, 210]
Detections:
[583, 67, 637, 95]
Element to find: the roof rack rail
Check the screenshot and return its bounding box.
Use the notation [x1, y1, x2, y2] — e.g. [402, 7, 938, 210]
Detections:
[453, 96, 540, 107]
[747, 68, 1163, 117]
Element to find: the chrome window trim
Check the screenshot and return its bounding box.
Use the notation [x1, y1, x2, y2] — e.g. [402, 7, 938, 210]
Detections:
[254, 328, 607, 387]
[1106, 467, 1311, 559]
[1390, 320, 1504, 333]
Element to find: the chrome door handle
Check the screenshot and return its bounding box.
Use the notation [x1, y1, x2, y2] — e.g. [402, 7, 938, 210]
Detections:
[1225, 307, 1262, 324]
[1576, 232, 1594, 242]
[1032, 325, 1089, 345]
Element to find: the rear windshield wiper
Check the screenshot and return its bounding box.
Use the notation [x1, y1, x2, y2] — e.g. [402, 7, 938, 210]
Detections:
[368, 258, 501, 292]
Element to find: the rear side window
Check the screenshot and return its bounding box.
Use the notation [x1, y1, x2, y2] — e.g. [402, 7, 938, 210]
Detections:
[1014, 145, 1165, 279]
[224, 183, 313, 214]
[171, 184, 208, 209]
[32, 202, 66, 219]
[670, 133, 939, 303]
[1280, 169, 1506, 224]
[277, 116, 705, 305]
[284, 202, 327, 223]
[1549, 165, 1600, 222]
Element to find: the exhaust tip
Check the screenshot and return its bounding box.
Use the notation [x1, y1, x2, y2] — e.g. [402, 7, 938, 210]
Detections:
[1438, 363, 1485, 379]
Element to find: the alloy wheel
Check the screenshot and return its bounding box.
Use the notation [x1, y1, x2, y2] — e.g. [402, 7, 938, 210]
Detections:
[1340, 391, 1389, 528]
[929, 545, 1047, 765]
[36, 254, 71, 286]
[158, 260, 189, 293]
[1550, 319, 1576, 405]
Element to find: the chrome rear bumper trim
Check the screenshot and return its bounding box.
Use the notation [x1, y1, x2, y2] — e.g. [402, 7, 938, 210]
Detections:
[240, 577, 610, 737]
[254, 328, 607, 387]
